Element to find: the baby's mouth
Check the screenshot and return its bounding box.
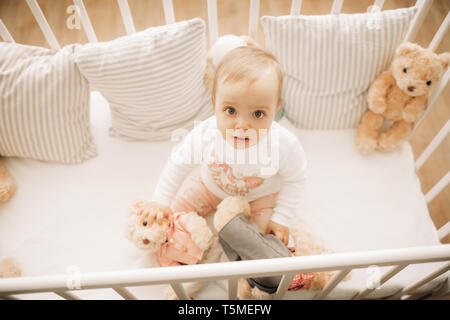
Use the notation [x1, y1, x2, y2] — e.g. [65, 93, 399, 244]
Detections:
[234, 136, 250, 143]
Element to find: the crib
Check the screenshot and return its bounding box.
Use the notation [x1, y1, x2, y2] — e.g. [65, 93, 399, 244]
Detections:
[0, 0, 449, 301]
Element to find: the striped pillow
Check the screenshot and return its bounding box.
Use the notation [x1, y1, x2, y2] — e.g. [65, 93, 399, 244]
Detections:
[0, 42, 97, 164]
[73, 18, 213, 141]
[261, 7, 417, 129]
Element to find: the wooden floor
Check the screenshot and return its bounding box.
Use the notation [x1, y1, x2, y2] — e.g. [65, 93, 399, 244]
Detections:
[0, 0, 449, 243]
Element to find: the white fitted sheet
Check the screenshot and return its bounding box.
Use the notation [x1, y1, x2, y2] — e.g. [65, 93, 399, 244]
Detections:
[0, 92, 446, 300]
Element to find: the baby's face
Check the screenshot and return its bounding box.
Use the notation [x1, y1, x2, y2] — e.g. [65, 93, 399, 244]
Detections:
[214, 70, 280, 149]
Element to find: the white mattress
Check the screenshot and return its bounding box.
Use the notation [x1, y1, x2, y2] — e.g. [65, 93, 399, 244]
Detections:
[0, 92, 446, 300]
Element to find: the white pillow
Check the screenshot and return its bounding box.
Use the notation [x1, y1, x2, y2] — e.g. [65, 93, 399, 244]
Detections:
[0, 42, 97, 164]
[261, 7, 417, 129]
[73, 18, 213, 141]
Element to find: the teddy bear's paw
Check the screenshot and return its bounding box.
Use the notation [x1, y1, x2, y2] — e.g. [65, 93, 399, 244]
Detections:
[402, 108, 422, 123]
[368, 99, 387, 114]
[0, 258, 21, 278]
[377, 133, 401, 152]
[355, 133, 377, 155]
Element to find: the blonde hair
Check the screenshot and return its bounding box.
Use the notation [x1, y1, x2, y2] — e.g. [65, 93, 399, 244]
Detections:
[212, 46, 283, 107]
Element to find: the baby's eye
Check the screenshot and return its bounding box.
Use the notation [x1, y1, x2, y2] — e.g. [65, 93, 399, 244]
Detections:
[224, 107, 236, 116]
[142, 221, 147, 227]
[403, 68, 407, 73]
[253, 110, 265, 119]
[426, 80, 432, 86]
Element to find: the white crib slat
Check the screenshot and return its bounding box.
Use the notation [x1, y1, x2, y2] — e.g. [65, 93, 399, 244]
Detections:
[0, 19, 14, 42]
[117, 0, 136, 34]
[331, 0, 344, 14]
[352, 265, 407, 300]
[409, 65, 450, 139]
[388, 262, 450, 300]
[73, 0, 98, 42]
[25, 0, 60, 50]
[404, 0, 433, 43]
[425, 171, 450, 204]
[54, 291, 80, 300]
[290, 0, 303, 15]
[313, 269, 351, 300]
[415, 120, 449, 171]
[273, 272, 296, 300]
[113, 287, 137, 300]
[207, 0, 219, 46]
[248, 0, 260, 39]
[428, 11, 450, 52]
[438, 222, 450, 242]
[162, 0, 176, 25]
[170, 283, 189, 300]
[228, 279, 238, 300]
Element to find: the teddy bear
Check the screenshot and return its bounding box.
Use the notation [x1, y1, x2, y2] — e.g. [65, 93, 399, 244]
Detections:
[0, 158, 21, 279]
[125, 200, 224, 300]
[213, 196, 339, 300]
[356, 42, 450, 154]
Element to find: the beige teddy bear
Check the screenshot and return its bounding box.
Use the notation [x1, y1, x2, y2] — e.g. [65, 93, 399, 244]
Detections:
[125, 200, 223, 300]
[0, 159, 21, 279]
[356, 42, 450, 154]
[214, 196, 338, 300]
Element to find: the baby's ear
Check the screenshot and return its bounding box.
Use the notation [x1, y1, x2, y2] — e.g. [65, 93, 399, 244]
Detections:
[396, 42, 420, 57]
[438, 52, 450, 69]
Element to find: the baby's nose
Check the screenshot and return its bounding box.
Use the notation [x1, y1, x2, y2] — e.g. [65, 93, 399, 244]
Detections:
[235, 118, 250, 130]
[408, 86, 415, 92]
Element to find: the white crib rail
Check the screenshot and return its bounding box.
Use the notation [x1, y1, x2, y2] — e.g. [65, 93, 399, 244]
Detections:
[248, 0, 260, 39]
[207, 0, 219, 46]
[118, 0, 136, 35]
[1, 245, 449, 300]
[73, 0, 98, 42]
[404, 0, 434, 43]
[290, 0, 302, 15]
[0, 19, 14, 42]
[25, 0, 60, 50]
[331, 0, 344, 14]
[162, 0, 176, 25]
[0, 0, 449, 301]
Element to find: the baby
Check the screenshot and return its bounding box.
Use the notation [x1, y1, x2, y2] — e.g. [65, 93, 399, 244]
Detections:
[143, 45, 307, 248]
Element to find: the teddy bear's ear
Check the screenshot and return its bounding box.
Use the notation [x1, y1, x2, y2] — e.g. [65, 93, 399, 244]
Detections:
[395, 42, 420, 57]
[438, 52, 450, 69]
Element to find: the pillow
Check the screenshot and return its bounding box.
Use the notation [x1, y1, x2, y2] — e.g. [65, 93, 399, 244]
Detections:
[73, 18, 213, 141]
[261, 7, 417, 129]
[0, 42, 97, 164]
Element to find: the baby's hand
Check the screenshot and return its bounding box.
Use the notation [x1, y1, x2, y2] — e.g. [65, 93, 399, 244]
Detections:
[136, 201, 172, 227]
[266, 221, 289, 246]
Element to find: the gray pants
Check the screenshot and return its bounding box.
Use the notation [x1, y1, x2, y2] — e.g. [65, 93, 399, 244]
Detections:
[218, 214, 292, 294]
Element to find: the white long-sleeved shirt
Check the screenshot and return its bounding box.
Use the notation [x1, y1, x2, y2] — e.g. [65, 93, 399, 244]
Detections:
[151, 116, 307, 227]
